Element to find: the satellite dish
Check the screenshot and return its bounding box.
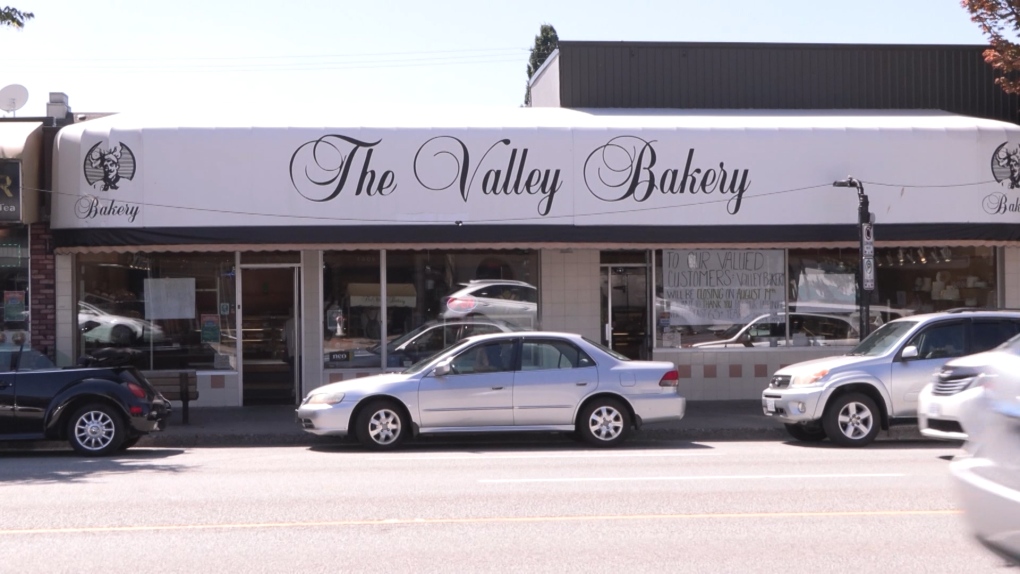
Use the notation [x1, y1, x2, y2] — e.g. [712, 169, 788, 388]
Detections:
[0, 84, 29, 115]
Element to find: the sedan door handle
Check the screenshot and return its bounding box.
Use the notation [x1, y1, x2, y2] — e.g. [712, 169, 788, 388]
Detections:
[575, 382, 589, 386]
[491, 386, 505, 390]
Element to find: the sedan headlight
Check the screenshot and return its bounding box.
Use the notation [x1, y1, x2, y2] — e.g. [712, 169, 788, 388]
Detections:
[305, 392, 345, 405]
[790, 369, 829, 387]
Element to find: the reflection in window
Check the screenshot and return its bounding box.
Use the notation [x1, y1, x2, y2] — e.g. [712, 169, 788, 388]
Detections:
[322, 252, 382, 369]
[77, 252, 236, 370]
[0, 228, 30, 352]
[521, 340, 594, 370]
[655, 246, 1001, 349]
[452, 341, 515, 374]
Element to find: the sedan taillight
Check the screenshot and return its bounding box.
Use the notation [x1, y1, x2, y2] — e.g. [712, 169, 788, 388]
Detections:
[659, 370, 679, 387]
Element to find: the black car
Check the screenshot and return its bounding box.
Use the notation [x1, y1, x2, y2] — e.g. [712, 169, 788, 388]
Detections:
[0, 346, 171, 456]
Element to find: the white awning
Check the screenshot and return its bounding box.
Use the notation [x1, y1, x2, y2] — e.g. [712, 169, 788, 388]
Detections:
[50, 109, 1020, 231]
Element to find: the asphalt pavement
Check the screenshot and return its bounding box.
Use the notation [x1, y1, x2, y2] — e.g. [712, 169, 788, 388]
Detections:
[130, 400, 928, 448]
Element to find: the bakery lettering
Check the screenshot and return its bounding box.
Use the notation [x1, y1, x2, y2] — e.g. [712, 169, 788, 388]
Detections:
[413, 136, 563, 216]
[583, 136, 751, 215]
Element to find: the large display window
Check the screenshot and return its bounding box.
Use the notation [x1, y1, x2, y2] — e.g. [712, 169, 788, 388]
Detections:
[76, 252, 237, 370]
[656, 246, 999, 349]
[323, 249, 538, 370]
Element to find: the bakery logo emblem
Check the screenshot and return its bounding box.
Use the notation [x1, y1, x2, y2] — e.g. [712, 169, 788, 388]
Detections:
[985, 141, 1020, 215]
[76, 141, 140, 223]
[84, 142, 136, 191]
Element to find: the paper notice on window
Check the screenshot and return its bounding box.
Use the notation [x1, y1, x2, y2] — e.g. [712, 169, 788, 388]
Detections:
[144, 278, 196, 320]
[661, 249, 786, 326]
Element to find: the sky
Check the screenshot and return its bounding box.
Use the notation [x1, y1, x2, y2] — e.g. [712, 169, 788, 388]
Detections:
[0, 0, 993, 118]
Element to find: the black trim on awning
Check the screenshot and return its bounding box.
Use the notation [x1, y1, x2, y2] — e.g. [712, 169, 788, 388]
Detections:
[52, 223, 1020, 248]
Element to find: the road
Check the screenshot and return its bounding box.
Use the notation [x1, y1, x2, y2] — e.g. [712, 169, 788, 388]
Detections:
[0, 438, 1011, 573]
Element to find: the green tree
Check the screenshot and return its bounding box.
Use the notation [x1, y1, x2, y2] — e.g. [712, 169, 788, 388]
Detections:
[1, 6, 34, 28]
[524, 23, 559, 106]
[962, 0, 1020, 94]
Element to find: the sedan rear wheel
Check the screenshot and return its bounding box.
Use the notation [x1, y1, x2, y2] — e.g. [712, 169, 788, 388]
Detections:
[822, 393, 880, 447]
[577, 398, 631, 447]
[68, 403, 125, 456]
[355, 400, 408, 451]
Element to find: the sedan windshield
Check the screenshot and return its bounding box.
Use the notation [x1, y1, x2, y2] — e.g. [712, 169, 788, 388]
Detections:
[847, 320, 918, 356]
[401, 339, 475, 374]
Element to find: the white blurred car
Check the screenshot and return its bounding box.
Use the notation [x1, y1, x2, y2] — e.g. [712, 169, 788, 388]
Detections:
[78, 301, 166, 345]
[950, 336, 1020, 565]
[917, 325, 1020, 441]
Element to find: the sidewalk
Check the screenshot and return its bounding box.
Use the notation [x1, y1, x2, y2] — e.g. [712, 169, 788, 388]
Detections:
[136, 400, 925, 448]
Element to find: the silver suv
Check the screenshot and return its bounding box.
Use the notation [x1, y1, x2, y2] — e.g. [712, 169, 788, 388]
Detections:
[762, 309, 1020, 447]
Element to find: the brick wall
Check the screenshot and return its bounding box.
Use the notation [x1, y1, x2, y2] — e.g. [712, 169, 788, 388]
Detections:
[29, 222, 56, 359]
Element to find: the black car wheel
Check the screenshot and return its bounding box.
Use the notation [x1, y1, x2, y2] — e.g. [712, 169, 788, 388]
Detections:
[784, 423, 827, 442]
[355, 400, 408, 451]
[822, 393, 880, 447]
[576, 398, 631, 447]
[68, 403, 125, 456]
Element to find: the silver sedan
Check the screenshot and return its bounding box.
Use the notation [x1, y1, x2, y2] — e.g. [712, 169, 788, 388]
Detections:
[297, 331, 686, 449]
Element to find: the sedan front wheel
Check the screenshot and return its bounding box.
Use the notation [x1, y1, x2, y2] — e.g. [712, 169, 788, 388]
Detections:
[577, 398, 631, 447]
[355, 400, 408, 451]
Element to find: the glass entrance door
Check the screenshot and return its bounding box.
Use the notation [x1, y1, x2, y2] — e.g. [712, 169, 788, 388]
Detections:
[240, 266, 300, 405]
[600, 265, 649, 359]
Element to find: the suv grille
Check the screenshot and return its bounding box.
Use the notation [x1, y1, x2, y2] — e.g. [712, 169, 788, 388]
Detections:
[933, 372, 976, 396]
[770, 375, 791, 389]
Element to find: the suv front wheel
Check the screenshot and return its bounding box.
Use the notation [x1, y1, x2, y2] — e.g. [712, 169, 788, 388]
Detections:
[822, 393, 880, 447]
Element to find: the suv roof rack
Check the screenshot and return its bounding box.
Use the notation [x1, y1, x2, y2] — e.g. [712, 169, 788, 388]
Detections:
[944, 307, 1020, 314]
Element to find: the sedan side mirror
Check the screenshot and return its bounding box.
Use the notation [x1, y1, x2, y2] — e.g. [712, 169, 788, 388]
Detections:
[901, 345, 919, 360]
[432, 360, 452, 377]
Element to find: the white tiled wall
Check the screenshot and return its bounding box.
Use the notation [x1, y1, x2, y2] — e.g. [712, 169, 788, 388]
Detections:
[1005, 246, 1020, 308]
[55, 253, 74, 367]
[540, 249, 601, 340]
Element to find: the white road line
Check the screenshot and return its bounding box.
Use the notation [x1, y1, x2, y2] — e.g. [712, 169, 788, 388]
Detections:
[480, 473, 905, 484]
[363, 454, 722, 462]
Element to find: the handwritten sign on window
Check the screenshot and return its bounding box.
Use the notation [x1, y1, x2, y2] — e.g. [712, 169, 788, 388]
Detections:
[661, 250, 786, 325]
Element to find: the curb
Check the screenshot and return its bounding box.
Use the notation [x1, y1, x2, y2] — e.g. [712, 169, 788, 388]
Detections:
[133, 425, 936, 449]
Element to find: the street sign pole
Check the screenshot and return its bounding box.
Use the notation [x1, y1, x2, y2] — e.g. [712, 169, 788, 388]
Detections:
[836, 176, 873, 341]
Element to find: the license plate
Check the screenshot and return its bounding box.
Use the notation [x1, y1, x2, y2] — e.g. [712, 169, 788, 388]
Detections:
[766, 399, 776, 413]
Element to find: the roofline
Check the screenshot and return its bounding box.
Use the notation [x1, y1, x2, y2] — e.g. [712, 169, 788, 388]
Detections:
[557, 40, 993, 51]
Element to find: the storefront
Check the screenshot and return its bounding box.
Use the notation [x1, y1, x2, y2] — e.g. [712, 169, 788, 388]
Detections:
[49, 108, 1020, 404]
[0, 121, 45, 355]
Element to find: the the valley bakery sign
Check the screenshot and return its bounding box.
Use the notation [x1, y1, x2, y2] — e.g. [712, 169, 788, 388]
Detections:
[286, 133, 752, 218]
[64, 122, 1014, 229]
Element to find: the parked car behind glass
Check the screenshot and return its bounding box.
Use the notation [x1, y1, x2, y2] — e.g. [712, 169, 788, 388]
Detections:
[691, 311, 859, 348]
[440, 280, 537, 328]
[78, 301, 166, 346]
[325, 318, 524, 369]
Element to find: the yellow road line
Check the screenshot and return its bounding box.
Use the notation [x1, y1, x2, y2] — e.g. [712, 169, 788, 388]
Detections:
[0, 509, 962, 536]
